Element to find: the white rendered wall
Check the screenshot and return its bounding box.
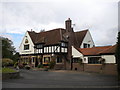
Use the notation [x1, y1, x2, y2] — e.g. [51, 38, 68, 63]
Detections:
[102, 55, 116, 63]
[83, 57, 88, 63]
[80, 31, 95, 48]
[84, 55, 116, 64]
[19, 31, 35, 54]
[72, 46, 83, 58]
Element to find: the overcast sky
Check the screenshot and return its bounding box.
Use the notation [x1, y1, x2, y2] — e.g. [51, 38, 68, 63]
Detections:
[0, 0, 119, 51]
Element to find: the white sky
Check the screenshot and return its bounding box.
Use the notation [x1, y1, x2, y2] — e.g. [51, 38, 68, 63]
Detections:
[0, 0, 119, 51]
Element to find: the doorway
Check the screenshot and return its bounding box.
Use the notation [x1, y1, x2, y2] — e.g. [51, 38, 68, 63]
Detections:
[35, 57, 38, 67]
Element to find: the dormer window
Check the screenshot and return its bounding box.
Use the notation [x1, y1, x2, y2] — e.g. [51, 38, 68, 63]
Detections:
[61, 43, 65, 47]
[24, 44, 29, 50]
[61, 42, 67, 47]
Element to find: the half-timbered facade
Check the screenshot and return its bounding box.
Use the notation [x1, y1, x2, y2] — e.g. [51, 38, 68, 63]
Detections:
[19, 18, 95, 69]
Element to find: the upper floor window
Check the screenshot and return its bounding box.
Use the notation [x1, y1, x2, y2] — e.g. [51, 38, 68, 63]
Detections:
[88, 44, 90, 48]
[61, 42, 67, 47]
[83, 43, 87, 48]
[25, 39, 28, 43]
[24, 44, 29, 50]
[83, 43, 90, 48]
[36, 44, 43, 49]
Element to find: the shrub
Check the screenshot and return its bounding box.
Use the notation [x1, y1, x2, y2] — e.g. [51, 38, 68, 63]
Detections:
[18, 64, 24, 69]
[48, 61, 56, 69]
[25, 65, 30, 70]
[2, 58, 13, 67]
[14, 62, 18, 68]
[23, 63, 27, 66]
[37, 64, 44, 68]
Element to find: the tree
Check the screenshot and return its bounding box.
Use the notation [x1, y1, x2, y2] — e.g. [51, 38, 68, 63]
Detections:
[1, 37, 17, 62]
[115, 31, 120, 81]
[2, 58, 13, 67]
[13, 52, 19, 63]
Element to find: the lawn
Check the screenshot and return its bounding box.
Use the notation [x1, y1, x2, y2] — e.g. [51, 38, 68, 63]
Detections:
[2, 67, 16, 73]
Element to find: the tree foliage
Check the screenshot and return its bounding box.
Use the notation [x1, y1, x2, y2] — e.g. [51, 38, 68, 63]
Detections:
[2, 58, 13, 67]
[115, 31, 120, 80]
[1, 37, 19, 63]
[1, 37, 16, 58]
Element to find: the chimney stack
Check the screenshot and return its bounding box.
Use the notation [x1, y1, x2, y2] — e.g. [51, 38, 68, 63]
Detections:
[65, 18, 72, 32]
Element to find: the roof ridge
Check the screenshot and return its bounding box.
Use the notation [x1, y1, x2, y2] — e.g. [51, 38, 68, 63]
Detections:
[75, 29, 88, 33]
[42, 28, 65, 33]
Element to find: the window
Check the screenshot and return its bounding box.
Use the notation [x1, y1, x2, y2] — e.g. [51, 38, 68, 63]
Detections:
[40, 49, 42, 53]
[44, 47, 47, 53]
[47, 47, 49, 53]
[88, 44, 90, 48]
[57, 46, 60, 52]
[72, 58, 81, 63]
[24, 44, 29, 50]
[83, 43, 90, 48]
[32, 57, 35, 63]
[61, 42, 67, 47]
[36, 44, 43, 49]
[83, 43, 87, 48]
[56, 56, 62, 63]
[88, 57, 101, 64]
[51, 46, 54, 53]
[65, 48, 67, 52]
[54, 46, 57, 52]
[49, 47, 51, 53]
[44, 57, 50, 63]
[61, 48, 64, 52]
[25, 39, 28, 43]
[73, 58, 78, 63]
[61, 43, 65, 47]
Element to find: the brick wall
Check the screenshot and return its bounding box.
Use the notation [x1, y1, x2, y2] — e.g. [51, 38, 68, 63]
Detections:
[72, 63, 117, 75]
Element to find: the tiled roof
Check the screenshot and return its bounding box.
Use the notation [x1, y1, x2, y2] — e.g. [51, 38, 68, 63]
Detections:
[79, 46, 113, 56]
[99, 45, 116, 54]
[74, 30, 88, 47]
[28, 28, 66, 45]
[28, 29, 88, 46]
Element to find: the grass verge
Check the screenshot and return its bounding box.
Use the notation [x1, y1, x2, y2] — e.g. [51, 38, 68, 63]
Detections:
[2, 67, 16, 73]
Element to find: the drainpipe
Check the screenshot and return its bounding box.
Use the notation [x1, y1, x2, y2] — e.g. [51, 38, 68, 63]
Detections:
[71, 56, 73, 70]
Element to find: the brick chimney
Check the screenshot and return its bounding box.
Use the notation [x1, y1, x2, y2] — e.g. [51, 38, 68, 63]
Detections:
[65, 18, 72, 32]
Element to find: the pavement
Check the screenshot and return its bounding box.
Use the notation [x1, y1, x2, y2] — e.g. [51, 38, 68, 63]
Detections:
[2, 69, 120, 88]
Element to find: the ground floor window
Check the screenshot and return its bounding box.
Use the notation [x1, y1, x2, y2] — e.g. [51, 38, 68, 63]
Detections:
[44, 57, 50, 64]
[72, 58, 82, 63]
[73, 58, 79, 63]
[32, 57, 35, 63]
[56, 56, 62, 63]
[88, 57, 101, 64]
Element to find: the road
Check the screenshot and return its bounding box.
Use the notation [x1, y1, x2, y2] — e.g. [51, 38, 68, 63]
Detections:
[2, 69, 120, 88]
